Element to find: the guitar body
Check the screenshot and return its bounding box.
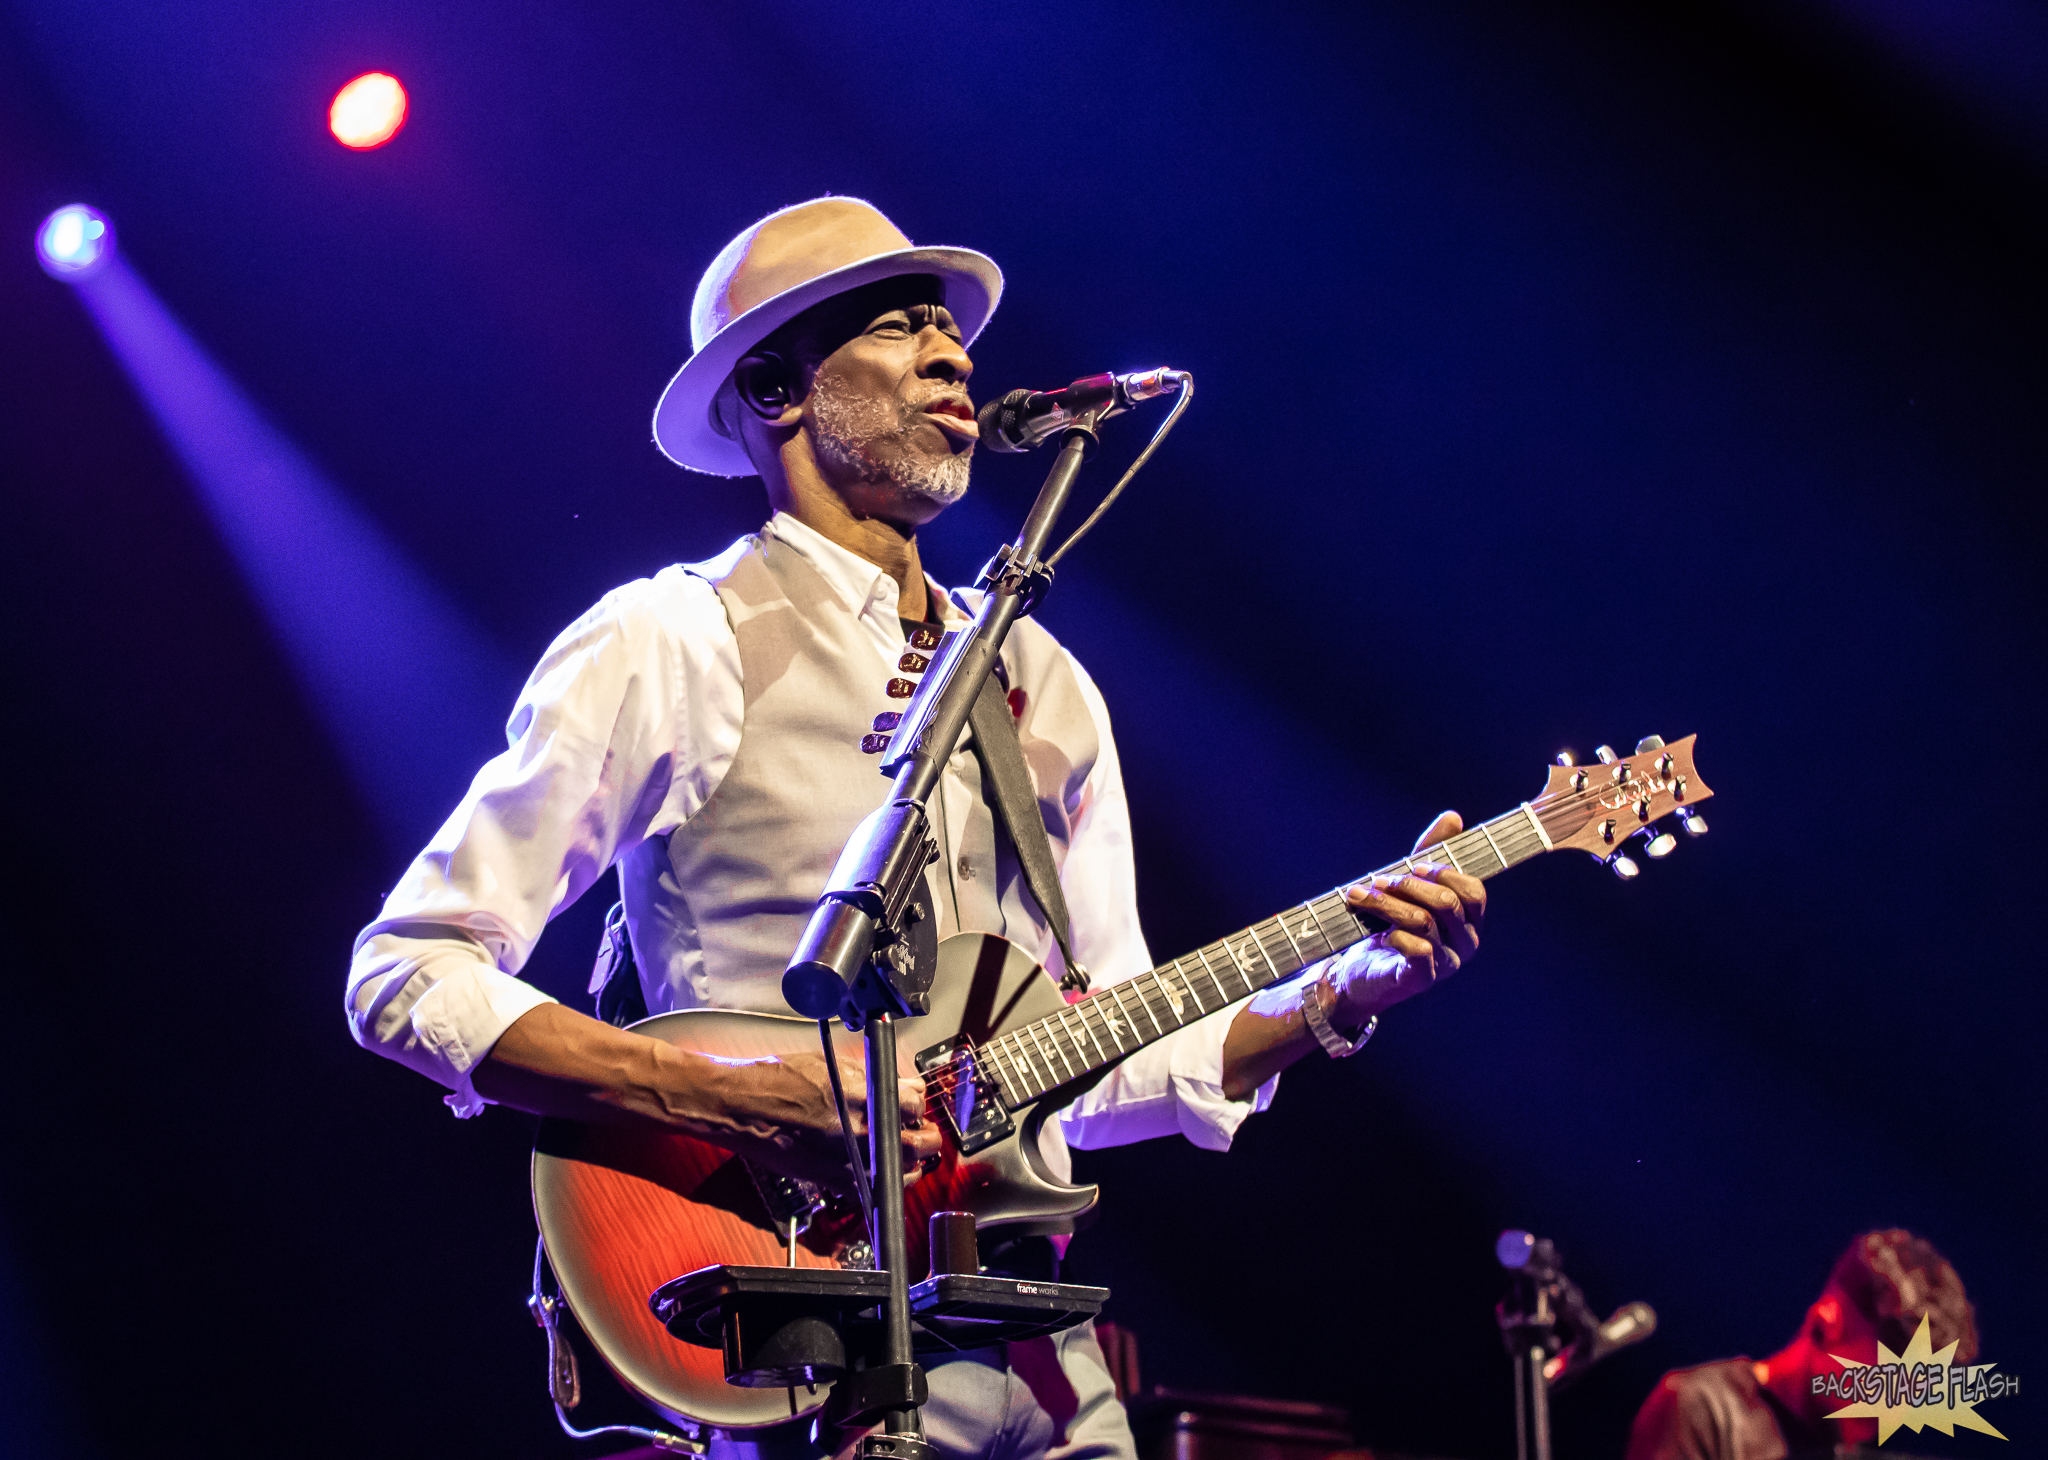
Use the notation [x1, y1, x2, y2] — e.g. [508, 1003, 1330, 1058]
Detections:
[531, 932, 1093, 1431]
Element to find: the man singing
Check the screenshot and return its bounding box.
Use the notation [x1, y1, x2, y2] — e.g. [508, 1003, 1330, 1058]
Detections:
[346, 196, 1485, 1460]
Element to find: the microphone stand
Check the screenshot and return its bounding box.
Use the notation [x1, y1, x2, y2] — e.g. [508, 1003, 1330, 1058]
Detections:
[781, 412, 1107, 1460]
[1494, 1230, 1657, 1460]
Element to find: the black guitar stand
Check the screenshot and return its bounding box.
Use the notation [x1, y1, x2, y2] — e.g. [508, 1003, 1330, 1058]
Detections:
[648, 376, 1189, 1460]
[1495, 1229, 1659, 1460]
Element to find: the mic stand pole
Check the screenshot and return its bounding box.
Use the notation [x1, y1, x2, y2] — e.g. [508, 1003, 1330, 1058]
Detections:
[1505, 1310, 1554, 1460]
[784, 416, 1104, 1460]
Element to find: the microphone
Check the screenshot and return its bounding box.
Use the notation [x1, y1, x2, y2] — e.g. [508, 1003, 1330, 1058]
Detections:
[1590, 1301, 1659, 1361]
[975, 368, 1185, 452]
[1544, 1301, 1658, 1389]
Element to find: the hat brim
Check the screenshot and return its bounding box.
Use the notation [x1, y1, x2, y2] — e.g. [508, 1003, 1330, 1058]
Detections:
[652, 245, 1003, 477]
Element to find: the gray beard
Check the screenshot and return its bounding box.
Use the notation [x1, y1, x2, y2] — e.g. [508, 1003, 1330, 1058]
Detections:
[810, 375, 972, 509]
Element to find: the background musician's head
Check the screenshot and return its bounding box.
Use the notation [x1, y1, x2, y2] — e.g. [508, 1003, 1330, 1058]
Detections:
[1766, 1228, 1979, 1443]
[1783, 1228, 1979, 1385]
[1626, 1228, 1979, 1460]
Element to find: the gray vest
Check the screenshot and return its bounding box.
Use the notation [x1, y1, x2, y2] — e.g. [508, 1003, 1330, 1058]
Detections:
[618, 532, 1102, 1017]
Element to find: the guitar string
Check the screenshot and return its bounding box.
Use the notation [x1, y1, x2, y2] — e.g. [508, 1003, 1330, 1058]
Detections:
[915, 770, 1695, 1114]
[928, 792, 1605, 1108]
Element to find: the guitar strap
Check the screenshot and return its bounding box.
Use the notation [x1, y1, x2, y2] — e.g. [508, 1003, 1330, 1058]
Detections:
[964, 668, 1089, 994]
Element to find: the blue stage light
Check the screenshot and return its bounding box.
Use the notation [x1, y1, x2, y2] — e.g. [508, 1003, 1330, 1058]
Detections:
[36, 204, 115, 280]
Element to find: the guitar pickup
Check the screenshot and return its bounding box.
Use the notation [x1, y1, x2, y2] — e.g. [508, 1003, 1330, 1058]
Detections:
[915, 1036, 1014, 1155]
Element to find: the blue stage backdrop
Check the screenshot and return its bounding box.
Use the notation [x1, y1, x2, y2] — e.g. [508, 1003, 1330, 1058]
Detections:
[1, 3, 2041, 1458]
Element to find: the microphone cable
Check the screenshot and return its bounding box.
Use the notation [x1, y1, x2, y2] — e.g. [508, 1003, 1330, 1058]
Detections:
[820, 1019, 877, 1240]
[1044, 371, 1194, 569]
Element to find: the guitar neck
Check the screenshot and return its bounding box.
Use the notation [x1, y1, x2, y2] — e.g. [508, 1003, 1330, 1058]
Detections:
[978, 799, 1559, 1108]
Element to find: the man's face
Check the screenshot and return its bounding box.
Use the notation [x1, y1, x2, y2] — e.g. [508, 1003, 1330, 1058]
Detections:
[1809, 1288, 1883, 1366]
[801, 292, 977, 525]
[1792, 1287, 1884, 1436]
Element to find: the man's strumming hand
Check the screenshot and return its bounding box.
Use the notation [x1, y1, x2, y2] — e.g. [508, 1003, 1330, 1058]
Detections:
[710, 1044, 942, 1193]
[470, 1002, 940, 1192]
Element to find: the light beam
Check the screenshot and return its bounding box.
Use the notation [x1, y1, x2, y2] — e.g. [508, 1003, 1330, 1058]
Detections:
[54, 251, 517, 854]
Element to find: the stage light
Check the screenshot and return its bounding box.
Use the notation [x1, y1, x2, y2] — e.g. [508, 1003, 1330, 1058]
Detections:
[330, 72, 408, 150]
[36, 204, 114, 280]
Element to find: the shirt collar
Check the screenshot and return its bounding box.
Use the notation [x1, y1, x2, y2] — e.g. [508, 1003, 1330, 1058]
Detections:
[763, 510, 964, 625]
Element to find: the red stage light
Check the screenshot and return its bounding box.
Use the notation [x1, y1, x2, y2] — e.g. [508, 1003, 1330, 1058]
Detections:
[330, 73, 408, 150]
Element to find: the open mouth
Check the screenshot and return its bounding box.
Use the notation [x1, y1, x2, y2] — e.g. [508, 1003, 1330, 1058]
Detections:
[922, 396, 979, 440]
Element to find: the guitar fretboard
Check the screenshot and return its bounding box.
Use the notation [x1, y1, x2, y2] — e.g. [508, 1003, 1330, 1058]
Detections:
[977, 798, 1559, 1107]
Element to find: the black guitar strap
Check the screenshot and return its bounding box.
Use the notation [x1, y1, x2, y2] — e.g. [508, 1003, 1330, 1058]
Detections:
[965, 669, 1088, 993]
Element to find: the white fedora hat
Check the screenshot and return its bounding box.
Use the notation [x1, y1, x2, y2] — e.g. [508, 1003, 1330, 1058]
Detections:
[653, 196, 1004, 477]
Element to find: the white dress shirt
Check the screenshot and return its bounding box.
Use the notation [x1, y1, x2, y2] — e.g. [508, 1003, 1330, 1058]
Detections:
[347, 512, 1280, 1149]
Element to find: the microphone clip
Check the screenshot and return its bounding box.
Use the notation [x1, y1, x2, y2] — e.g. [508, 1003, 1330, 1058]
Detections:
[975, 543, 1055, 616]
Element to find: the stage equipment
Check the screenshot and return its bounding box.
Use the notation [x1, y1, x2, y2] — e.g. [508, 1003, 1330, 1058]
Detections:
[975, 369, 1186, 452]
[530, 736, 1713, 1433]
[1495, 1229, 1659, 1460]
[36, 204, 114, 280]
[329, 72, 408, 149]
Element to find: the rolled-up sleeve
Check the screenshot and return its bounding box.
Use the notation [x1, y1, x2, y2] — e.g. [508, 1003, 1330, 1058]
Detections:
[345, 570, 731, 1114]
[1052, 656, 1280, 1153]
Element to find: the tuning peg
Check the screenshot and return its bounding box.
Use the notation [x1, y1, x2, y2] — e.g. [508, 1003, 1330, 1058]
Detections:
[1606, 851, 1641, 880]
[1635, 735, 1665, 754]
[1640, 823, 1677, 858]
[1594, 745, 1619, 764]
[1555, 750, 1576, 768]
[1680, 809, 1708, 837]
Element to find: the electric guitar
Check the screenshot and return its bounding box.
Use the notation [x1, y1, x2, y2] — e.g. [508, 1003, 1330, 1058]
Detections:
[531, 735, 1712, 1429]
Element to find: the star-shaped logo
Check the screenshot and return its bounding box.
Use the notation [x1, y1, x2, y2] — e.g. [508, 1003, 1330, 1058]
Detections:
[1823, 1315, 2009, 1444]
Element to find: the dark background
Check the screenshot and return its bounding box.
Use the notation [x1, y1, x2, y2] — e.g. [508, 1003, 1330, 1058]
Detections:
[1, 3, 2042, 1457]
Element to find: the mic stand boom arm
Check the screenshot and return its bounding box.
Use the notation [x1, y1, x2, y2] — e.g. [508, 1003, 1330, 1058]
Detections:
[780, 415, 1105, 1459]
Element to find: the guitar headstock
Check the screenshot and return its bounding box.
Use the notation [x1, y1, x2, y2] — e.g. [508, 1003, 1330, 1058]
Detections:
[1538, 734, 1712, 879]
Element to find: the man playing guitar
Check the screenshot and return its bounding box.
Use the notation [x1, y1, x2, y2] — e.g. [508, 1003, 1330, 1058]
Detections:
[346, 196, 1485, 1460]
